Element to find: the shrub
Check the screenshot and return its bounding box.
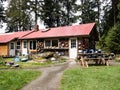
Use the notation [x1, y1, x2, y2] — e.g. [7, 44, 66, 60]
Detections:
[106, 24, 120, 53]
[0, 56, 5, 65]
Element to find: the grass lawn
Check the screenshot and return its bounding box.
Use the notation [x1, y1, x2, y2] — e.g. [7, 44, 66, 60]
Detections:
[16, 61, 53, 68]
[0, 57, 67, 69]
[59, 66, 120, 90]
[0, 70, 40, 90]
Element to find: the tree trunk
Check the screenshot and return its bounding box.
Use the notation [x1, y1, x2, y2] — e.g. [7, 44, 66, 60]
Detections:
[35, 0, 37, 24]
[111, 0, 118, 25]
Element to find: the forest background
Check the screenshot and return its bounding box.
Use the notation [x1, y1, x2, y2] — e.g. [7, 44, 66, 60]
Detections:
[0, 0, 119, 53]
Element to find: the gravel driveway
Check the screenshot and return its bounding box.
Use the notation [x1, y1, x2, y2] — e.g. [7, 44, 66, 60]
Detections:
[21, 60, 75, 90]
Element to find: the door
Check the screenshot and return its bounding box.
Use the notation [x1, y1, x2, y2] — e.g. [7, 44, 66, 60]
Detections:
[9, 42, 15, 56]
[22, 40, 28, 55]
[69, 38, 77, 59]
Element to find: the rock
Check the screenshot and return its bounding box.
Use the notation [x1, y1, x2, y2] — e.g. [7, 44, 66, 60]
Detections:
[12, 64, 19, 67]
[51, 57, 56, 61]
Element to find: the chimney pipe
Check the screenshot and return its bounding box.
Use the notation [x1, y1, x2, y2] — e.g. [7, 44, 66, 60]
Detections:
[34, 25, 39, 31]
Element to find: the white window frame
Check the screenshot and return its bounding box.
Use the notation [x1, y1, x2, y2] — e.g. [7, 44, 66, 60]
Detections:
[52, 39, 59, 47]
[71, 39, 76, 48]
[10, 42, 14, 49]
[23, 41, 27, 48]
[44, 40, 51, 48]
[44, 39, 59, 48]
[29, 40, 37, 50]
[16, 41, 21, 49]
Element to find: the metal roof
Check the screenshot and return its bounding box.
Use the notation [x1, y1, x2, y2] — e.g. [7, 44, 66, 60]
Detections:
[0, 31, 33, 43]
[0, 22, 96, 43]
[20, 22, 95, 39]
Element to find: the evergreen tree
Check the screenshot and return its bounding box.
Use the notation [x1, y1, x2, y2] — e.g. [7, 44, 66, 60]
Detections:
[0, 0, 5, 28]
[40, 0, 60, 28]
[79, 0, 99, 23]
[117, 0, 120, 22]
[28, 0, 44, 24]
[106, 24, 120, 53]
[40, 0, 78, 28]
[98, 0, 119, 51]
[60, 0, 78, 26]
[97, 0, 112, 49]
[106, 0, 120, 53]
[102, 0, 118, 29]
[6, 0, 33, 32]
[111, 0, 119, 25]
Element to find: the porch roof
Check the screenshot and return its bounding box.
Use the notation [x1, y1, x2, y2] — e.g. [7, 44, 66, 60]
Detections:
[0, 31, 33, 43]
[20, 22, 95, 39]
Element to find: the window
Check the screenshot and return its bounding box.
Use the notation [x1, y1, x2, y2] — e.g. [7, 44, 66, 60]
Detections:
[16, 41, 20, 49]
[29, 41, 36, 50]
[45, 40, 51, 47]
[52, 40, 58, 47]
[44, 39, 58, 48]
[71, 39, 76, 48]
[10, 43, 14, 49]
[23, 41, 27, 48]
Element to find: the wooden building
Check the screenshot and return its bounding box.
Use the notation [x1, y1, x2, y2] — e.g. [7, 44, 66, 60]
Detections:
[0, 22, 98, 59]
[0, 31, 33, 56]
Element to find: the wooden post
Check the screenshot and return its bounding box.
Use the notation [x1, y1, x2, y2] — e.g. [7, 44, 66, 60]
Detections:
[84, 61, 88, 67]
[80, 55, 89, 67]
[105, 60, 109, 66]
[80, 55, 85, 67]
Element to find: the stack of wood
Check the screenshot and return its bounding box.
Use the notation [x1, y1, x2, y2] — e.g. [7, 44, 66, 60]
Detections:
[37, 41, 44, 52]
[59, 40, 69, 48]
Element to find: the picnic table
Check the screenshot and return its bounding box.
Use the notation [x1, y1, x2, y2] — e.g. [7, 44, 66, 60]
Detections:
[78, 53, 114, 67]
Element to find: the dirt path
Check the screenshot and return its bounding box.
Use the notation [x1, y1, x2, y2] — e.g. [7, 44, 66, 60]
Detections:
[21, 60, 75, 90]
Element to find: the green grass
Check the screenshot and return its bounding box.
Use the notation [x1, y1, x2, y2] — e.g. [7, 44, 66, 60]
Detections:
[4, 57, 14, 62]
[59, 66, 120, 90]
[1, 57, 67, 69]
[16, 61, 53, 68]
[0, 70, 40, 90]
[116, 58, 120, 62]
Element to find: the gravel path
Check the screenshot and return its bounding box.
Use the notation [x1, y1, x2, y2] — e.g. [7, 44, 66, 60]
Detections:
[21, 60, 75, 90]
